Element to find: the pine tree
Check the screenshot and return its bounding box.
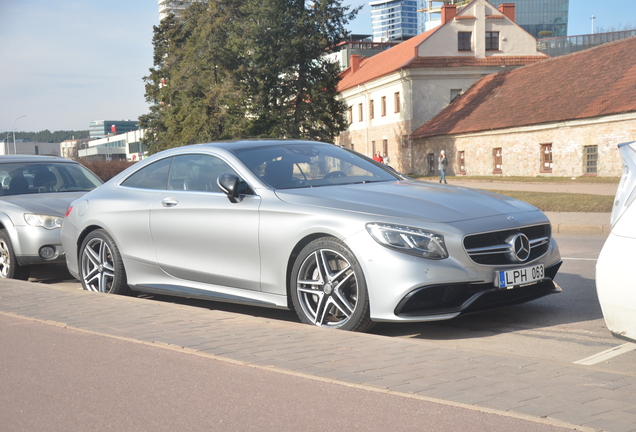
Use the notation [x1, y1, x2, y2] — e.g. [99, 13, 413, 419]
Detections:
[139, 0, 358, 153]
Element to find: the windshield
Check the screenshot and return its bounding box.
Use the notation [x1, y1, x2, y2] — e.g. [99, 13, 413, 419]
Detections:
[233, 143, 400, 189]
[0, 162, 103, 196]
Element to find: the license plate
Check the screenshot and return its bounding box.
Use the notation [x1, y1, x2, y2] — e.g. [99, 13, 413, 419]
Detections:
[495, 263, 545, 289]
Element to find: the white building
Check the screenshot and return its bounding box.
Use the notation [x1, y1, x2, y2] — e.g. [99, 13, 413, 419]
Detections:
[78, 129, 146, 162]
[336, 0, 546, 174]
[158, 0, 202, 21]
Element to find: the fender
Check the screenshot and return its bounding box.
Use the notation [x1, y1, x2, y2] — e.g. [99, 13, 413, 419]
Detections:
[0, 212, 22, 255]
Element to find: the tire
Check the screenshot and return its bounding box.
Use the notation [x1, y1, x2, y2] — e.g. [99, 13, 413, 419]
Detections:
[79, 229, 130, 295]
[0, 229, 31, 280]
[291, 237, 374, 332]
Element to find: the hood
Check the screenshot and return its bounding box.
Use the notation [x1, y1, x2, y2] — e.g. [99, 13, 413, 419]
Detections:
[0, 192, 87, 216]
[275, 180, 538, 223]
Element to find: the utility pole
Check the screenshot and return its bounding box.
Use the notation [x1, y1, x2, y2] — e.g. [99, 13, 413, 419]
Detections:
[591, 15, 596, 34]
[12, 115, 27, 155]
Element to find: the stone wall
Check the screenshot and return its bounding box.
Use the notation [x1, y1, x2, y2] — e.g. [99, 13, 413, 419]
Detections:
[410, 114, 636, 177]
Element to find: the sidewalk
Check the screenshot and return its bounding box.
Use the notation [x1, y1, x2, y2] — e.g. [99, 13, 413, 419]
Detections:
[1, 280, 635, 432]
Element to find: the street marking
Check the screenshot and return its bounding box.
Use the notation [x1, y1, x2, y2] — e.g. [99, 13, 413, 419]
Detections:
[573, 343, 636, 365]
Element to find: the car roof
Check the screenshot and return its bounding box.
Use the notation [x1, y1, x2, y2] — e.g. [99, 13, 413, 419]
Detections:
[181, 139, 332, 152]
[0, 155, 73, 164]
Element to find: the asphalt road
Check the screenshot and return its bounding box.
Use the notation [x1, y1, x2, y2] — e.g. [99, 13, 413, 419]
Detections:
[1, 313, 575, 432]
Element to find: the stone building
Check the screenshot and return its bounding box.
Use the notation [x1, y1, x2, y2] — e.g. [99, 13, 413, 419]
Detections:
[409, 35, 636, 178]
[335, 0, 546, 174]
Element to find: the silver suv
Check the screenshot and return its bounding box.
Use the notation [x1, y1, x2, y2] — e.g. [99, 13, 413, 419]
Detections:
[0, 155, 102, 279]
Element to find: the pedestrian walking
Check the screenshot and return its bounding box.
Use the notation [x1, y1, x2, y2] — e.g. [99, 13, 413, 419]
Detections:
[438, 150, 448, 184]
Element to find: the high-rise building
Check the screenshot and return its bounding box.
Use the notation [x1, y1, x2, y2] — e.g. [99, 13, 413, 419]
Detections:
[89, 121, 139, 140]
[370, 0, 419, 42]
[487, 0, 568, 37]
[158, 0, 202, 21]
[420, 0, 568, 38]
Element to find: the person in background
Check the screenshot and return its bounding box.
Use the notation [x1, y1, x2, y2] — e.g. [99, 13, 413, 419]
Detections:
[373, 151, 384, 163]
[383, 152, 391, 165]
[438, 150, 448, 184]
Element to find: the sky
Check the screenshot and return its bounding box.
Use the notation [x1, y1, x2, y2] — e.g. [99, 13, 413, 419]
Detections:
[1, 0, 635, 133]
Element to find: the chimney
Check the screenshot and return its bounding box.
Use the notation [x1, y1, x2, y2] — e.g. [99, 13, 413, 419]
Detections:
[441, 4, 457, 25]
[498, 3, 515, 22]
[350, 54, 360, 74]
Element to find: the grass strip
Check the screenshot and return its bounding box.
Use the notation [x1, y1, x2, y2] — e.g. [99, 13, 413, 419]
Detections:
[488, 190, 614, 213]
[412, 175, 620, 184]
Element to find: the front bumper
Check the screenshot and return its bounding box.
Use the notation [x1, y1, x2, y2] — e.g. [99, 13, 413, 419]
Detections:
[13, 225, 66, 266]
[395, 261, 562, 318]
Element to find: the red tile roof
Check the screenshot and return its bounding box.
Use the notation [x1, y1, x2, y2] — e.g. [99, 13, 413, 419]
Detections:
[411, 36, 636, 140]
[338, 28, 440, 92]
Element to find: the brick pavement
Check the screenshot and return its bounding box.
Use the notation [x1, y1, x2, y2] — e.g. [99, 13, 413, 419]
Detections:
[1, 279, 636, 432]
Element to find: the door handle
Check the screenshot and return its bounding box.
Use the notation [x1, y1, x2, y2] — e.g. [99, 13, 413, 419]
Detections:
[162, 198, 179, 207]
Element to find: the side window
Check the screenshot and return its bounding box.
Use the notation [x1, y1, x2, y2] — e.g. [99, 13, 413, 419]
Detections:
[121, 157, 172, 190]
[168, 154, 242, 193]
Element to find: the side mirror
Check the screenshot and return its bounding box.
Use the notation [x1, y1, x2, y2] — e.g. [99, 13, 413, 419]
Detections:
[217, 173, 242, 203]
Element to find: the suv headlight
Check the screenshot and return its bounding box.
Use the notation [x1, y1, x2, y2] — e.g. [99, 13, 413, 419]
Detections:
[366, 223, 448, 259]
[24, 214, 64, 230]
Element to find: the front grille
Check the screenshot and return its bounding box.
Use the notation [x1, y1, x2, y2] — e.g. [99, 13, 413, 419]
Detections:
[463, 224, 551, 265]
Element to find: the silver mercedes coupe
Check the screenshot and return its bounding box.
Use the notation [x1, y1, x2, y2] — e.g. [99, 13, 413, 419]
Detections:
[61, 140, 562, 331]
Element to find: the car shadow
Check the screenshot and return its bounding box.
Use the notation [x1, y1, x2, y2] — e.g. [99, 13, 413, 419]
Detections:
[136, 292, 301, 324]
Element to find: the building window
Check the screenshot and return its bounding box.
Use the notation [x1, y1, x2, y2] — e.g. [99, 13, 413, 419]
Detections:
[394, 92, 400, 113]
[458, 32, 472, 51]
[347, 106, 353, 124]
[358, 103, 363, 122]
[541, 144, 553, 173]
[369, 100, 374, 120]
[486, 32, 499, 50]
[458, 151, 466, 174]
[381, 96, 387, 116]
[382, 139, 388, 155]
[585, 145, 598, 174]
[428, 153, 435, 175]
[493, 147, 503, 173]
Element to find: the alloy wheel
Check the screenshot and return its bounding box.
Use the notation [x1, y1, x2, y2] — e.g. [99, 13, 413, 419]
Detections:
[81, 237, 115, 293]
[295, 248, 359, 328]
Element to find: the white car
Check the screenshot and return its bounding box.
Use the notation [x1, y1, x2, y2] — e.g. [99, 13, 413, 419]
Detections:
[596, 141, 636, 342]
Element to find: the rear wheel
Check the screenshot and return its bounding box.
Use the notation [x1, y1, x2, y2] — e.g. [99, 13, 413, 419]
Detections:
[0, 229, 31, 280]
[79, 229, 129, 295]
[291, 237, 374, 332]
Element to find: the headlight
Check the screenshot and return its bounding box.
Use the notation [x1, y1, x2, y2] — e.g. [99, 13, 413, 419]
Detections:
[366, 223, 448, 259]
[24, 214, 64, 230]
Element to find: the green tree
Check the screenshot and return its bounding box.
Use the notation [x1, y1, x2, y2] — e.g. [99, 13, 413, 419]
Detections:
[139, 0, 358, 154]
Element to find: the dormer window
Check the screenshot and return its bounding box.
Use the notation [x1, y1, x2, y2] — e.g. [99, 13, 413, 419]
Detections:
[458, 32, 472, 51]
[486, 31, 499, 50]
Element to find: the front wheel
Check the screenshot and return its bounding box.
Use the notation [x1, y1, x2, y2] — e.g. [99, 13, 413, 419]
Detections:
[291, 237, 374, 332]
[79, 229, 129, 295]
[0, 230, 31, 280]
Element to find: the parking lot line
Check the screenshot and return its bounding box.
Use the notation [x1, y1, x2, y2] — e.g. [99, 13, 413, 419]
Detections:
[573, 342, 636, 365]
